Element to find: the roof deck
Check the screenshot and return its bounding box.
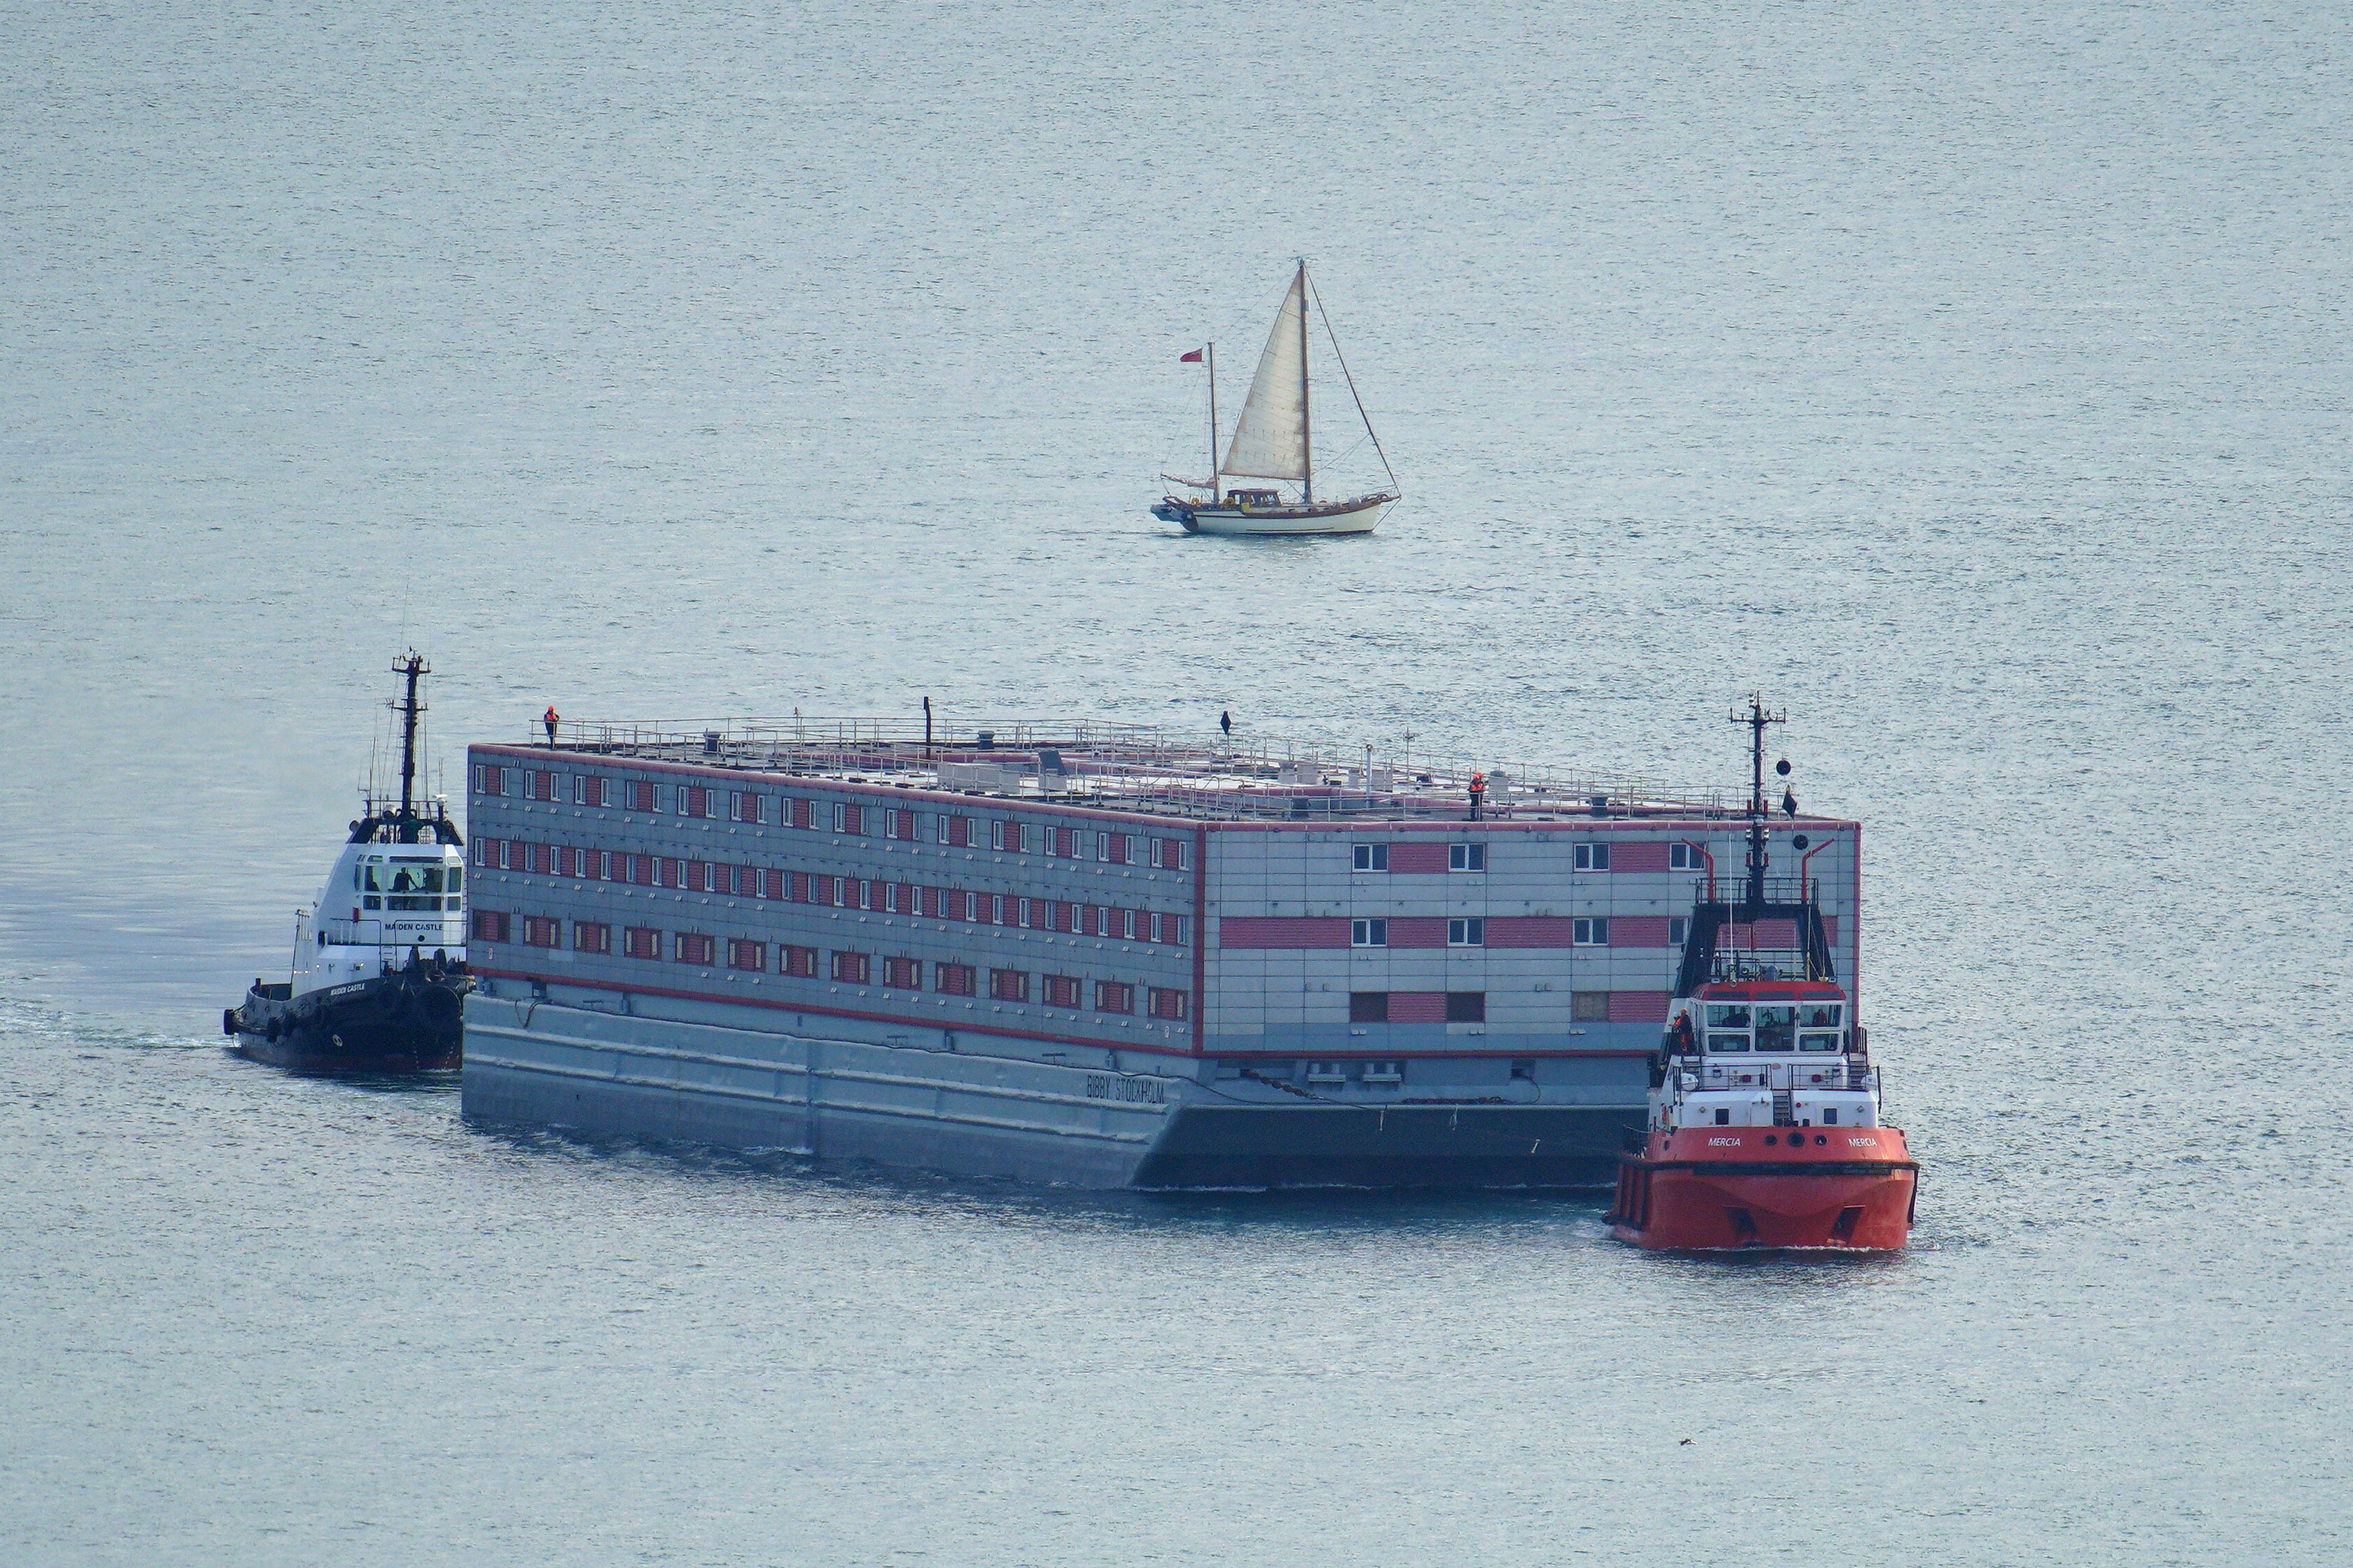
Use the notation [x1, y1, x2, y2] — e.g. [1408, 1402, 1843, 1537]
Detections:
[511, 714, 1823, 827]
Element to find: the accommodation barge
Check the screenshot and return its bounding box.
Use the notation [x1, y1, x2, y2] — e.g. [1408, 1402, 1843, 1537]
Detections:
[459, 719, 1860, 1188]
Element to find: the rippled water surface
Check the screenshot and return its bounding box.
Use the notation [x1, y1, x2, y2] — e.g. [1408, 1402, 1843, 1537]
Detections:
[5, 1, 2350, 1561]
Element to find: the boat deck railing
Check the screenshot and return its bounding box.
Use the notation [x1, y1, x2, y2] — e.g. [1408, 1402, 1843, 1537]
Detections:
[513, 714, 1751, 824]
[1672, 1058, 1878, 1094]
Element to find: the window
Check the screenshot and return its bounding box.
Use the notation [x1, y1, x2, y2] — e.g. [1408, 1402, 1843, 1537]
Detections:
[990, 968, 1029, 1003]
[1155, 836, 1189, 870]
[733, 791, 764, 825]
[1095, 980, 1135, 1015]
[1669, 841, 1700, 871]
[471, 910, 510, 942]
[679, 786, 712, 819]
[1447, 917, 1484, 947]
[626, 779, 658, 813]
[1097, 832, 1111, 862]
[1713, 1108, 1731, 1126]
[574, 775, 606, 807]
[472, 837, 495, 868]
[1754, 1006, 1796, 1053]
[835, 802, 871, 834]
[1349, 991, 1389, 1023]
[1573, 917, 1609, 947]
[1045, 974, 1081, 1008]
[1446, 991, 1486, 1023]
[785, 798, 812, 829]
[884, 956, 921, 989]
[1571, 990, 1611, 1022]
[476, 765, 505, 797]
[1148, 986, 1188, 1021]
[782, 944, 818, 978]
[1669, 915, 1688, 947]
[991, 820, 1007, 851]
[522, 915, 559, 947]
[1149, 912, 1190, 945]
[1351, 918, 1387, 947]
[1353, 843, 1389, 872]
[529, 770, 557, 802]
[624, 926, 660, 960]
[727, 938, 764, 971]
[574, 921, 610, 954]
[934, 961, 975, 997]
[675, 933, 715, 966]
[938, 813, 969, 847]
[1449, 843, 1486, 872]
[832, 950, 871, 985]
[1574, 843, 1611, 871]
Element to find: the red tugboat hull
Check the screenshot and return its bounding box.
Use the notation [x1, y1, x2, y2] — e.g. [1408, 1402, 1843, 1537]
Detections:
[1609, 1127, 1916, 1250]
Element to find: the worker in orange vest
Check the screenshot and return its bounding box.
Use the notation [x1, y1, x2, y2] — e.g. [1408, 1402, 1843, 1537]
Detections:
[543, 705, 560, 744]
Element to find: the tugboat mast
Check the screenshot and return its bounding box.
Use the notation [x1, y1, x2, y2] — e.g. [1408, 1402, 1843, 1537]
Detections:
[1734, 693, 1786, 919]
[394, 651, 429, 827]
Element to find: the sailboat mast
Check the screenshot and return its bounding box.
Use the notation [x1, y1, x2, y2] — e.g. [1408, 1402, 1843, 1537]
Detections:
[1297, 260, 1312, 503]
[1206, 342, 1220, 503]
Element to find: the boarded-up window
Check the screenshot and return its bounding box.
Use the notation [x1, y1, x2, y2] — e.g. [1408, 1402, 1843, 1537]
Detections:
[1148, 987, 1188, 1021]
[1095, 981, 1135, 1015]
[574, 921, 610, 954]
[1571, 990, 1611, 1022]
[990, 968, 1029, 1002]
[1446, 991, 1486, 1023]
[1350, 991, 1389, 1023]
[934, 961, 975, 997]
[471, 910, 509, 942]
[831, 950, 870, 985]
[727, 938, 765, 971]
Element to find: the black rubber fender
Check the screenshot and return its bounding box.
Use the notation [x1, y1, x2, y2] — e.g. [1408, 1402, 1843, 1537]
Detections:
[223, 1008, 239, 1037]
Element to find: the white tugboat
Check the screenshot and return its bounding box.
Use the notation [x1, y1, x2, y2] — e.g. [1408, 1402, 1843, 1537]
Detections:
[224, 654, 471, 1071]
[1152, 261, 1399, 537]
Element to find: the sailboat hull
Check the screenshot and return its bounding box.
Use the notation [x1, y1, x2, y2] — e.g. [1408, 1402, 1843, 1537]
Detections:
[1152, 493, 1393, 537]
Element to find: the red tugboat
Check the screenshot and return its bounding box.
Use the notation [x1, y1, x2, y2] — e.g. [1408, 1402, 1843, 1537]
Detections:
[1609, 700, 1917, 1250]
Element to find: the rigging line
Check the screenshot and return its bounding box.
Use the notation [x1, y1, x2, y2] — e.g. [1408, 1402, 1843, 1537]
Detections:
[1308, 273, 1398, 494]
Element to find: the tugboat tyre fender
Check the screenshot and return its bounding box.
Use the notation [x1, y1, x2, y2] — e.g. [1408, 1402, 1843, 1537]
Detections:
[418, 988, 461, 1027]
[223, 1007, 239, 1037]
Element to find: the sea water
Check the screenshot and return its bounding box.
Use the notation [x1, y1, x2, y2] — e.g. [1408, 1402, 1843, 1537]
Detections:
[3, 1, 2348, 1560]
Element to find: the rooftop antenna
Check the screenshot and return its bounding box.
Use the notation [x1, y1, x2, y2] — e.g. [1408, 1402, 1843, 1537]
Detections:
[1731, 693, 1786, 918]
[393, 651, 429, 825]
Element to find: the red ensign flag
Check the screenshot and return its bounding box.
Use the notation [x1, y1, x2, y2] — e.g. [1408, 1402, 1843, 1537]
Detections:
[1179, 349, 1204, 363]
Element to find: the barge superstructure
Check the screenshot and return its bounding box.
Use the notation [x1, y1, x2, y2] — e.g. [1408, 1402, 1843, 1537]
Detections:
[459, 718, 1861, 1188]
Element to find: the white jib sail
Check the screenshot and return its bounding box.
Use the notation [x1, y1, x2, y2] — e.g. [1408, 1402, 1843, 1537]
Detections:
[1219, 272, 1308, 481]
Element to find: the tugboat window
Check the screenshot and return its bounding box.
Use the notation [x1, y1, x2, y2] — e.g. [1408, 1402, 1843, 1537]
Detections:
[1753, 1006, 1796, 1052]
[1706, 1004, 1752, 1031]
[1799, 1032, 1841, 1053]
[1799, 1002, 1842, 1029]
[1707, 1033, 1751, 1053]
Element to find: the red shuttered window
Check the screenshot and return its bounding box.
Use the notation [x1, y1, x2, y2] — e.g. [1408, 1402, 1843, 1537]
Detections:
[727, 938, 765, 971]
[624, 927, 660, 960]
[576, 775, 606, 807]
[1148, 987, 1188, 1022]
[574, 921, 610, 954]
[832, 950, 870, 985]
[989, 968, 1029, 1003]
[626, 779, 658, 813]
[782, 944, 818, 978]
[471, 910, 510, 942]
[1095, 981, 1135, 1015]
[883, 956, 921, 989]
[934, 962, 976, 997]
[675, 933, 716, 966]
[1045, 974, 1081, 1009]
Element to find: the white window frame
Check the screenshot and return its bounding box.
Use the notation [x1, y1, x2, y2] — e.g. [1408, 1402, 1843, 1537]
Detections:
[1574, 843, 1611, 872]
[1669, 915, 1689, 947]
[1353, 843, 1389, 872]
[1573, 916, 1609, 947]
[1351, 917, 1387, 947]
[1446, 916, 1485, 947]
[1448, 843, 1485, 872]
[1669, 841, 1699, 871]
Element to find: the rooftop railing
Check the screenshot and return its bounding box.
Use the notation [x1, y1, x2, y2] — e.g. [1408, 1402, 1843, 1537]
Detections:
[517, 714, 1747, 823]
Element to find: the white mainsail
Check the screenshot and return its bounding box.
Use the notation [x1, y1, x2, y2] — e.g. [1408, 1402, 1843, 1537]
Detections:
[1219, 270, 1308, 481]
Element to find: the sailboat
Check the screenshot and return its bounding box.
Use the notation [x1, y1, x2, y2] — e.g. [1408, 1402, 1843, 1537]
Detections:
[1152, 261, 1398, 537]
